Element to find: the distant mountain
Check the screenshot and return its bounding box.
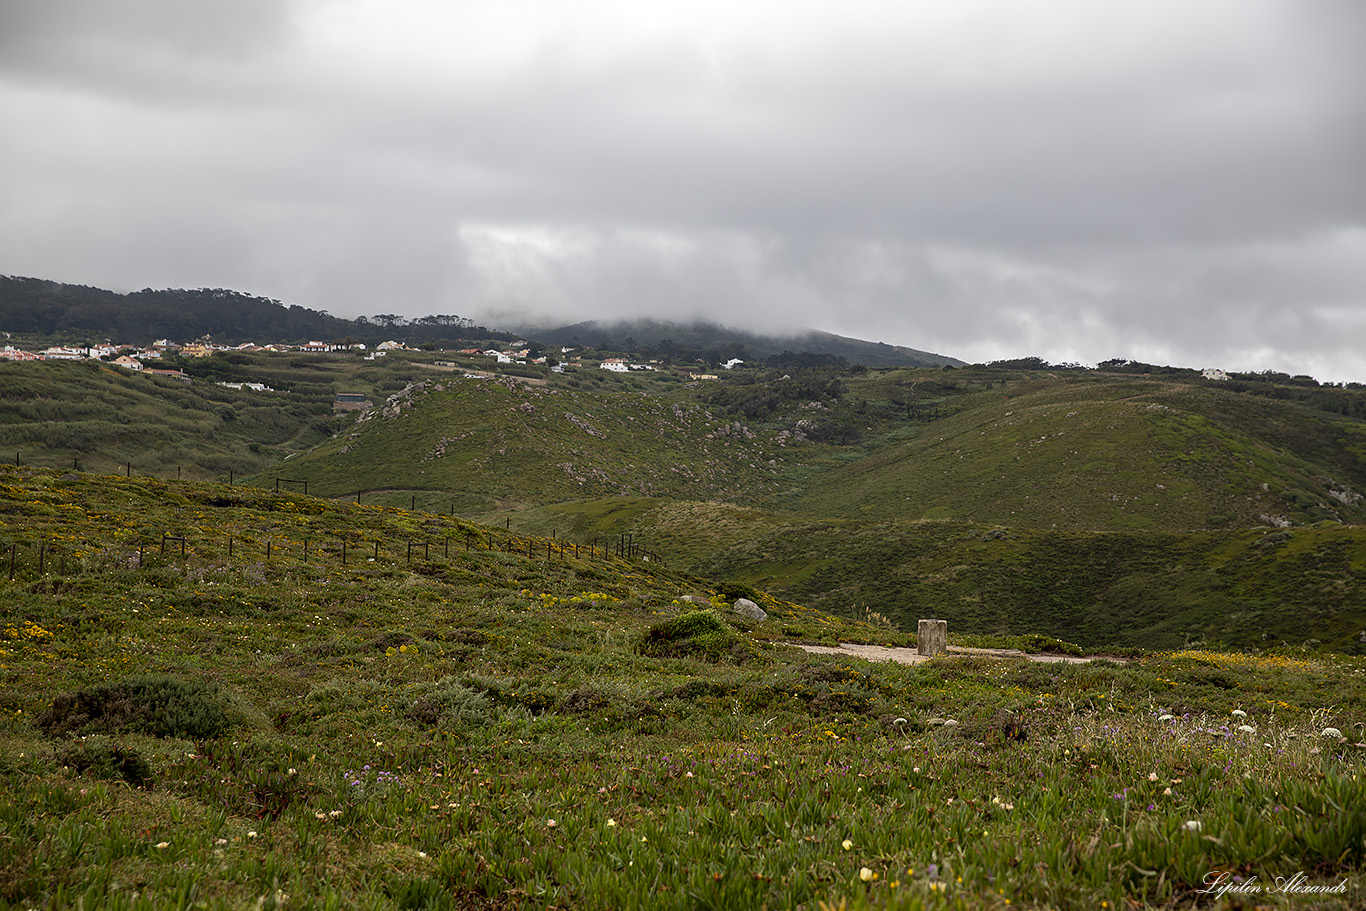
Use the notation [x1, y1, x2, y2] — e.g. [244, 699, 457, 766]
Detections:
[508, 318, 964, 368]
[0, 275, 516, 347]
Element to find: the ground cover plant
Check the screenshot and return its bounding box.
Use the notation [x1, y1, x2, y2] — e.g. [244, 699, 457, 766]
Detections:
[3, 466, 1366, 909]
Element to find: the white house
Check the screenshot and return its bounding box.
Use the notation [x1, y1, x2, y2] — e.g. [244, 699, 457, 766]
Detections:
[113, 355, 144, 370]
[1202, 368, 1230, 381]
[600, 358, 629, 372]
[40, 346, 88, 360]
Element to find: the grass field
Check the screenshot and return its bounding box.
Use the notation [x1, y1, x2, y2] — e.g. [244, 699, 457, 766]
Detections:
[3, 466, 1365, 909]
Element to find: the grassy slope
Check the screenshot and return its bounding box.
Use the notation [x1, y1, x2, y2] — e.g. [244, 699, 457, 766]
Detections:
[7, 358, 1366, 654]
[695, 519, 1366, 653]
[786, 372, 1366, 530]
[0, 353, 446, 481]
[518, 501, 1366, 654]
[275, 372, 791, 514]
[3, 466, 1366, 909]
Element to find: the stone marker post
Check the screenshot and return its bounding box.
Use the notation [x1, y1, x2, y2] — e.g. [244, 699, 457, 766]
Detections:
[917, 619, 948, 657]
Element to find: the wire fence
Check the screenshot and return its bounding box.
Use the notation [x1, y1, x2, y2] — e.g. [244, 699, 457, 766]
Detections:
[2, 524, 662, 584]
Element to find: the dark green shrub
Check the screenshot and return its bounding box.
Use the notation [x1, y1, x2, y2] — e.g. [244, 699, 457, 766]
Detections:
[406, 679, 491, 726]
[715, 580, 761, 603]
[637, 609, 759, 663]
[57, 738, 154, 787]
[36, 674, 235, 739]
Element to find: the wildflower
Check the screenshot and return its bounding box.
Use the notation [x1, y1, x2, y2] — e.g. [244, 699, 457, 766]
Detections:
[247, 830, 258, 838]
[607, 818, 617, 827]
[1237, 725, 1256, 734]
[1231, 709, 1247, 718]
[155, 841, 170, 849]
[288, 768, 297, 776]
[1322, 727, 1344, 739]
[1158, 714, 1175, 722]
[842, 839, 854, 851]
[1163, 787, 1173, 796]
[546, 819, 557, 828]
[1147, 772, 1159, 781]
[1184, 820, 1201, 833]
[859, 867, 876, 882]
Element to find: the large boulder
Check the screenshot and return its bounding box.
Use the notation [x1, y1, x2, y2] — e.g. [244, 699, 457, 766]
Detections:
[733, 598, 767, 621]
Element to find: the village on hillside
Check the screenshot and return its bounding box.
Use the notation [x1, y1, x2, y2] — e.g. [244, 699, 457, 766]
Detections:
[0, 336, 740, 382]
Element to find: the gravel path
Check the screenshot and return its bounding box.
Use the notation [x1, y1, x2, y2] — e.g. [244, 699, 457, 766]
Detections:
[788, 642, 1114, 665]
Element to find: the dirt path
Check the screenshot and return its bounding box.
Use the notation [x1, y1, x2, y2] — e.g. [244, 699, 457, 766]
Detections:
[789, 643, 1114, 665]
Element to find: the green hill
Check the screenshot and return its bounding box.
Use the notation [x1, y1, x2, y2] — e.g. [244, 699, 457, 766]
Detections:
[3, 465, 1366, 909]
[272, 369, 792, 514]
[0, 351, 466, 480]
[513, 317, 965, 368]
[784, 370, 1366, 530]
[6, 353, 1366, 654]
[0, 274, 517, 348]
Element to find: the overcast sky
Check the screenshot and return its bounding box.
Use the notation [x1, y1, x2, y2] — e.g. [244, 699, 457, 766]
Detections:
[2, 1, 1363, 379]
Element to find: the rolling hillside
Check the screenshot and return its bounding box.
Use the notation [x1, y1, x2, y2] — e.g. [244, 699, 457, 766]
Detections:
[784, 370, 1366, 530]
[5, 466, 1366, 909]
[268, 363, 1366, 532]
[5, 349, 1366, 652]
[273, 370, 794, 514]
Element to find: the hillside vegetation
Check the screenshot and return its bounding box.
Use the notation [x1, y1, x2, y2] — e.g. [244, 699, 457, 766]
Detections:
[274, 362, 1366, 531]
[278, 369, 792, 514]
[785, 371, 1366, 530]
[0, 275, 517, 348]
[0, 351, 486, 481]
[5, 353, 1366, 653]
[3, 465, 1366, 909]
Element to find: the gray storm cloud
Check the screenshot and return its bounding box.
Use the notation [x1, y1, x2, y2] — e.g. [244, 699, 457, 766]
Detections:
[1, 0, 1363, 379]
